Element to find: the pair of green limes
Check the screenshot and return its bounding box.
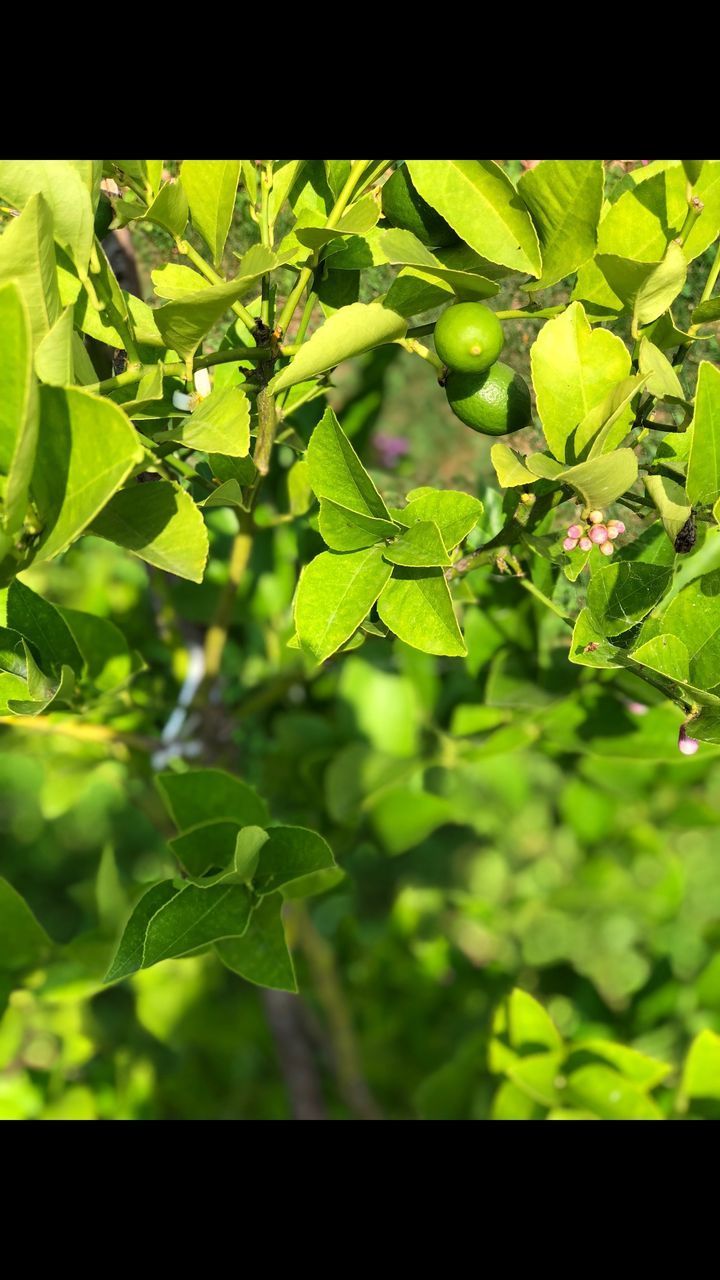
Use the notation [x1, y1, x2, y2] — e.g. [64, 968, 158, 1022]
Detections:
[381, 164, 531, 437]
[435, 302, 531, 436]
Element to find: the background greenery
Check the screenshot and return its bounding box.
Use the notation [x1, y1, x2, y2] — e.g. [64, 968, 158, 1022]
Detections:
[1, 161, 720, 1121]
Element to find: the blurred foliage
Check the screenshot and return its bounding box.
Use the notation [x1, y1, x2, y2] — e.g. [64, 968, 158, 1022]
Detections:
[2, 160, 720, 1119]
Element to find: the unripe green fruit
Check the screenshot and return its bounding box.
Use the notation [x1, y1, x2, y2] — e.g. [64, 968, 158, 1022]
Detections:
[381, 164, 459, 248]
[445, 362, 531, 436]
[434, 302, 504, 374]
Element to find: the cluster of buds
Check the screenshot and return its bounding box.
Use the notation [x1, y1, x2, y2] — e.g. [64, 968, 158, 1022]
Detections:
[563, 510, 625, 557]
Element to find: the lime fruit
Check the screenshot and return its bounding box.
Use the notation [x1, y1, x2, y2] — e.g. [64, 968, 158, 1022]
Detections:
[434, 302, 504, 374]
[445, 363, 532, 436]
[381, 164, 458, 248]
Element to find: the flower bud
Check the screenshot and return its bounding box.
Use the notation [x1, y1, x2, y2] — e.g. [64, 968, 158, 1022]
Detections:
[589, 524, 608, 544]
[567, 524, 583, 540]
[193, 368, 212, 399]
[579, 536, 592, 551]
[607, 520, 625, 535]
[626, 700, 648, 716]
[563, 537, 579, 551]
[600, 540, 614, 556]
[588, 509, 605, 525]
[606, 525, 620, 540]
[678, 724, 700, 756]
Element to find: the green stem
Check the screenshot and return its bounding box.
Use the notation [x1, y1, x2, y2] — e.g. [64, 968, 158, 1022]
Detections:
[677, 195, 704, 247]
[277, 160, 368, 336]
[176, 237, 258, 335]
[202, 514, 254, 685]
[260, 161, 274, 327]
[351, 160, 393, 199]
[252, 386, 277, 479]
[85, 344, 273, 395]
[398, 336, 444, 373]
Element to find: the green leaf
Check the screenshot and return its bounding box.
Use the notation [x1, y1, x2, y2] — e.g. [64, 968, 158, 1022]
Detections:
[493, 988, 563, 1052]
[271, 302, 407, 394]
[216, 895, 297, 992]
[181, 160, 241, 266]
[681, 1028, 720, 1100]
[578, 376, 646, 459]
[155, 251, 274, 362]
[687, 362, 720, 507]
[0, 159, 94, 277]
[143, 882, 253, 967]
[269, 160, 305, 224]
[372, 228, 500, 299]
[382, 267, 454, 318]
[506, 1052, 565, 1107]
[559, 449, 638, 509]
[29, 387, 143, 563]
[518, 159, 603, 291]
[159, 387, 250, 457]
[59, 605, 140, 694]
[157, 768, 269, 832]
[596, 241, 687, 334]
[531, 302, 631, 461]
[0, 877, 52, 972]
[88, 480, 208, 583]
[254, 825, 335, 896]
[491, 443, 537, 487]
[369, 784, 456, 855]
[106, 887, 176, 979]
[0, 193, 60, 347]
[169, 820, 244, 877]
[318, 498, 398, 551]
[597, 170, 681, 262]
[588, 560, 674, 637]
[0, 579, 82, 675]
[0, 282, 38, 533]
[638, 337, 684, 400]
[407, 160, 541, 277]
[151, 263, 209, 301]
[377, 568, 467, 657]
[692, 297, 720, 326]
[307, 407, 391, 520]
[383, 520, 451, 568]
[397, 489, 483, 551]
[295, 195, 381, 250]
[294, 545, 392, 663]
[568, 607, 623, 669]
[633, 569, 720, 691]
[142, 180, 188, 238]
[577, 1039, 671, 1089]
[629, 633, 690, 682]
[644, 473, 691, 544]
[566, 1064, 663, 1119]
[34, 306, 74, 387]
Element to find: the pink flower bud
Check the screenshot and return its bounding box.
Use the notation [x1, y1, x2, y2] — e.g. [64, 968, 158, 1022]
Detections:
[563, 537, 579, 551]
[600, 540, 614, 556]
[567, 524, 583, 540]
[607, 520, 625, 535]
[589, 524, 608, 544]
[678, 723, 700, 756]
[606, 525, 620, 540]
[579, 536, 592, 551]
[626, 700, 648, 715]
[588, 509, 605, 525]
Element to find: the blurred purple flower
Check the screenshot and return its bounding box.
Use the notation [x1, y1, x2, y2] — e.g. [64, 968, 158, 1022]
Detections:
[373, 433, 410, 468]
